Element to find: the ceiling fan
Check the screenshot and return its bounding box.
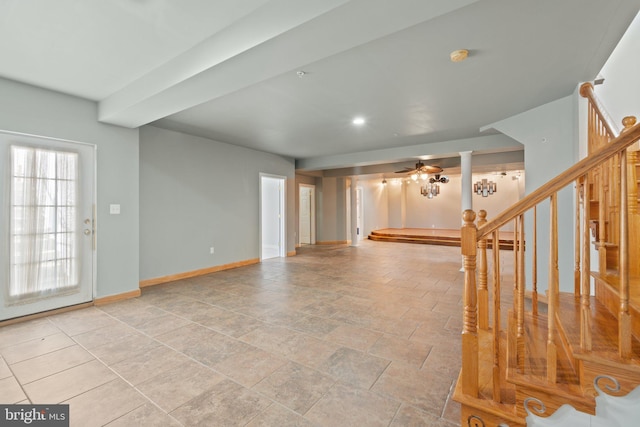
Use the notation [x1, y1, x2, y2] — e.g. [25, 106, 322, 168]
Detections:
[394, 161, 443, 178]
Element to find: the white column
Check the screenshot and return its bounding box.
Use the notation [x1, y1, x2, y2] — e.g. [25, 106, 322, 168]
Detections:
[350, 177, 359, 246]
[460, 151, 473, 271]
[460, 151, 473, 214]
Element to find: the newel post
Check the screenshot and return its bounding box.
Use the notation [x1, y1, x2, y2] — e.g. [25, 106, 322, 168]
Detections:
[461, 209, 479, 396]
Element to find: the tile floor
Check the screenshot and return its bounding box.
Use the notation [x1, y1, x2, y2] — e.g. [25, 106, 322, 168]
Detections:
[0, 241, 467, 426]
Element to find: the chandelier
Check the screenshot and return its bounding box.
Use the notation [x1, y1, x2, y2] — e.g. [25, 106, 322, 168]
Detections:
[421, 182, 440, 198]
[474, 178, 497, 197]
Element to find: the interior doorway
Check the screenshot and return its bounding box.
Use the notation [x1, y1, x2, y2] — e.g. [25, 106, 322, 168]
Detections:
[356, 187, 363, 241]
[260, 175, 285, 260]
[298, 184, 315, 245]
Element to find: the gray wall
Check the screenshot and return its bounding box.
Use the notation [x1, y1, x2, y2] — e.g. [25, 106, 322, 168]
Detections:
[0, 78, 140, 299]
[490, 95, 577, 293]
[139, 126, 295, 281]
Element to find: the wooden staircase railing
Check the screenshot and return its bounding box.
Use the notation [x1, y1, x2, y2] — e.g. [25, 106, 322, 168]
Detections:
[454, 84, 640, 426]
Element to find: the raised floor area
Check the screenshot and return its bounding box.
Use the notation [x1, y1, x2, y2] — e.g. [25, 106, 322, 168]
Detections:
[369, 228, 515, 250]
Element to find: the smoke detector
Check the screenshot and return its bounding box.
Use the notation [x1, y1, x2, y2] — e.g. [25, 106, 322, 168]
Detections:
[450, 49, 469, 62]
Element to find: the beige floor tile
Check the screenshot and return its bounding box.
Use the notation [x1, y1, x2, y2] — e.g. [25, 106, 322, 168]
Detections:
[136, 360, 224, 412]
[70, 322, 142, 349]
[324, 324, 382, 352]
[291, 315, 341, 337]
[317, 347, 390, 389]
[278, 333, 340, 369]
[63, 379, 147, 427]
[305, 382, 400, 427]
[0, 376, 27, 403]
[371, 362, 453, 415]
[196, 309, 263, 337]
[106, 403, 182, 427]
[0, 318, 61, 347]
[171, 379, 272, 426]
[1, 332, 76, 364]
[0, 356, 11, 379]
[109, 345, 190, 385]
[253, 362, 335, 415]
[159, 323, 254, 367]
[246, 404, 316, 427]
[238, 324, 302, 354]
[213, 346, 287, 388]
[390, 404, 458, 426]
[11, 345, 95, 384]
[24, 360, 117, 403]
[49, 307, 119, 336]
[369, 335, 433, 368]
[89, 333, 161, 365]
[127, 312, 192, 337]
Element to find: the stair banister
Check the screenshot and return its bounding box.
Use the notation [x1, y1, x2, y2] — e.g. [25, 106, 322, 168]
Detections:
[580, 82, 620, 137]
[476, 123, 640, 241]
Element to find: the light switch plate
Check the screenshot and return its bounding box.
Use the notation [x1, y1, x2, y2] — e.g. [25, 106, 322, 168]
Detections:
[110, 204, 121, 215]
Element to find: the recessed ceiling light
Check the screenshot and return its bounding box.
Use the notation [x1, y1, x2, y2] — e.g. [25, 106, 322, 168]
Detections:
[352, 117, 365, 125]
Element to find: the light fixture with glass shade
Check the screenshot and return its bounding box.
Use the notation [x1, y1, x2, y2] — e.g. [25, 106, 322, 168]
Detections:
[421, 182, 440, 198]
[474, 178, 497, 197]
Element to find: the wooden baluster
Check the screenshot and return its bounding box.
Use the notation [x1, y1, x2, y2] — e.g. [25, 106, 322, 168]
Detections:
[461, 210, 479, 396]
[628, 149, 639, 215]
[623, 117, 638, 215]
[575, 179, 581, 298]
[581, 175, 592, 351]
[517, 214, 525, 372]
[619, 150, 631, 358]
[532, 206, 538, 315]
[508, 216, 518, 371]
[492, 230, 501, 403]
[477, 210, 489, 330]
[547, 194, 558, 383]
[598, 162, 607, 272]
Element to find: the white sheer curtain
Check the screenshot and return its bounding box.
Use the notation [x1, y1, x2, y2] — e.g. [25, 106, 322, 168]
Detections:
[9, 145, 80, 304]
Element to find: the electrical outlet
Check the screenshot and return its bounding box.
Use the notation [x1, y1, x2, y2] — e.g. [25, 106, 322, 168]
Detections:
[210, 247, 214, 254]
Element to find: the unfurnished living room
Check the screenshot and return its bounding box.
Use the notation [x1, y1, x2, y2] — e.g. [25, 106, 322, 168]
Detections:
[1, 1, 640, 426]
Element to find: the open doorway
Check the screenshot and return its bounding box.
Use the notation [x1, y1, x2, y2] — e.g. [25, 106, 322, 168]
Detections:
[260, 175, 285, 260]
[299, 184, 315, 245]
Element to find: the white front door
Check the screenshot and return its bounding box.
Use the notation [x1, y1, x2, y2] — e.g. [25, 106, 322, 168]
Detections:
[0, 131, 95, 321]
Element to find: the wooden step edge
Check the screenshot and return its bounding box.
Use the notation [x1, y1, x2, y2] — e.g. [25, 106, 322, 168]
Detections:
[369, 231, 459, 240]
[572, 351, 640, 373]
[452, 371, 525, 426]
[506, 367, 590, 403]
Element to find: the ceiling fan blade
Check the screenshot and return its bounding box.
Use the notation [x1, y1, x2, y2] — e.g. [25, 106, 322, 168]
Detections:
[394, 168, 414, 173]
[420, 165, 443, 174]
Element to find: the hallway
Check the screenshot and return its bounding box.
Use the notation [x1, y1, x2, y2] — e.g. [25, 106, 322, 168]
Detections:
[1, 241, 465, 426]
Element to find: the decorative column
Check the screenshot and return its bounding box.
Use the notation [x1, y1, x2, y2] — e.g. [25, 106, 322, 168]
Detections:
[460, 151, 473, 213]
[350, 177, 358, 247]
[460, 151, 473, 271]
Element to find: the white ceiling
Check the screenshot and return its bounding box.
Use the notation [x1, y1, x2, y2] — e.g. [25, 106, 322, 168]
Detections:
[1, 0, 638, 173]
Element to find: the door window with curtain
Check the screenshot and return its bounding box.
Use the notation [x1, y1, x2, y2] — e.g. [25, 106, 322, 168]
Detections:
[8, 145, 80, 304]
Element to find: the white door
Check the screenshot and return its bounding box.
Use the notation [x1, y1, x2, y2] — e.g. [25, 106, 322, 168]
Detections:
[356, 187, 364, 241]
[0, 131, 95, 321]
[261, 175, 285, 260]
[299, 184, 315, 245]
